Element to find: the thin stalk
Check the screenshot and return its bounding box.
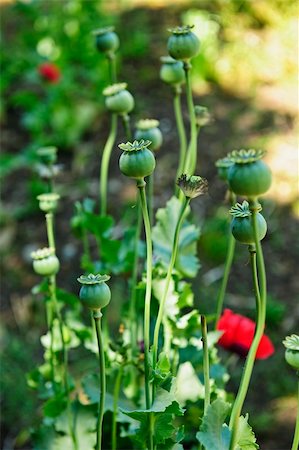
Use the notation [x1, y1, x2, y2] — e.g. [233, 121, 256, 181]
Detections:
[99, 113, 118, 216]
[129, 199, 142, 354]
[147, 174, 154, 227]
[136, 178, 154, 450]
[121, 113, 132, 141]
[152, 197, 190, 373]
[201, 315, 210, 414]
[46, 213, 55, 249]
[214, 191, 237, 328]
[107, 53, 117, 84]
[173, 86, 187, 187]
[291, 375, 299, 450]
[248, 245, 261, 316]
[93, 311, 106, 450]
[112, 365, 124, 450]
[183, 62, 198, 175]
[49, 275, 78, 450]
[229, 200, 267, 449]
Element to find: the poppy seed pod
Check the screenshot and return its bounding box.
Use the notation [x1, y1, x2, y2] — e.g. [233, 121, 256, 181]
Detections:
[167, 25, 200, 62]
[119, 140, 156, 180]
[283, 334, 299, 370]
[31, 247, 60, 277]
[230, 201, 267, 244]
[215, 156, 234, 182]
[93, 26, 119, 55]
[177, 173, 208, 199]
[134, 119, 163, 151]
[78, 273, 111, 311]
[159, 56, 185, 86]
[228, 149, 272, 198]
[37, 193, 60, 213]
[103, 83, 134, 115]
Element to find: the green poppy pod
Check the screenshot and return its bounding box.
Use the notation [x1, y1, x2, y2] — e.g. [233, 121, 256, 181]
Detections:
[230, 201, 267, 245]
[119, 140, 156, 180]
[215, 157, 234, 182]
[36, 146, 58, 166]
[37, 193, 60, 213]
[134, 119, 163, 151]
[167, 25, 200, 62]
[93, 26, 119, 54]
[159, 56, 185, 85]
[78, 274, 111, 311]
[31, 248, 60, 277]
[103, 83, 134, 115]
[228, 149, 272, 198]
[283, 335, 299, 370]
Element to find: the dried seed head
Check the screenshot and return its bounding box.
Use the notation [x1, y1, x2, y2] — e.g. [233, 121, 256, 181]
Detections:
[177, 174, 208, 199]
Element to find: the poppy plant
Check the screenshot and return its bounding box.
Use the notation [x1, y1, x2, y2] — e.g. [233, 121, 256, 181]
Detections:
[217, 309, 274, 359]
[38, 62, 60, 83]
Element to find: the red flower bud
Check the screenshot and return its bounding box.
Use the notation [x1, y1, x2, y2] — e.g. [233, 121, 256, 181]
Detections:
[38, 62, 60, 83]
[217, 309, 274, 359]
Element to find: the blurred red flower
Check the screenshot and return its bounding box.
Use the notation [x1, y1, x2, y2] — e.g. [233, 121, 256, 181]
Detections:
[217, 309, 274, 359]
[38, 62, 60, 83]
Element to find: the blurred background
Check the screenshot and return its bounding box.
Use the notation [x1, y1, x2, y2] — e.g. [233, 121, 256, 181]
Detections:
[0, 0, 298, 449]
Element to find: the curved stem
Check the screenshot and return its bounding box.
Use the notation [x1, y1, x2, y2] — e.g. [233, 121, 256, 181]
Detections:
[121, 113, 132, 141]
[229, 201, 267, 449]
[214, 191, 237, 328]
[292, 375, 299, 450]
[137, 179, 154, 450]
[99, 113, 118, 216]
[112, 365, 124, 450]
[93, 311, 106, 450]
[107, 53, 117, 84]
[201, 315, 210, 414]
[152, 197, 190, 373]
[46, 213, 55, 249]
[173, 87, 187, 185]
[183, 62, 198, 175]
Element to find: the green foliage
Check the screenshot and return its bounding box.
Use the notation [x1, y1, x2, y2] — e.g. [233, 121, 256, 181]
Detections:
[152, 196, 200, 278]
[122, 380, 184, 448]
[196, 399, 231, 450]
[196, 400, 258, 450]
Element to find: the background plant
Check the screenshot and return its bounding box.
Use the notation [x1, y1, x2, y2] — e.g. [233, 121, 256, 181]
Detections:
[1, 1, 298, 449]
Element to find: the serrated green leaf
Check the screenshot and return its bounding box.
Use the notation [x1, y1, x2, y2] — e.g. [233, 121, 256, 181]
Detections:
[235, 415, 259, 449]
[196, 398, 231, 450]
[121, 381, 184, 446]
[152, 196, 200, 278]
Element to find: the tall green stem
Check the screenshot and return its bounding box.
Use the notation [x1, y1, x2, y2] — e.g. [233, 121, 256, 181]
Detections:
[99, 113, 118, 216]
[46, 213, 55, 249]
[93, 311, 106, 450]
[121, 113, 132, 141]
[214, 191, 237, 328]
[173, 86, 187, 185]
[183, 62, 198, 175]
[152, 197, 190, 373]
[229, 200, 267, 449]
[137, 179, 154, 450]
[201, 315, 210, 414]
[147, 174, 154, 227]
[112, 365, 124, 450]
[129, 199, 142, 354]
[107, 53, 117, 84]
[292, 376, 299, 450]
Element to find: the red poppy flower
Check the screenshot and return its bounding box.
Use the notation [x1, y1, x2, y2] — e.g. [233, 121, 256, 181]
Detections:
[38, 62, 60, 83]
[217, 309, 274, 359]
